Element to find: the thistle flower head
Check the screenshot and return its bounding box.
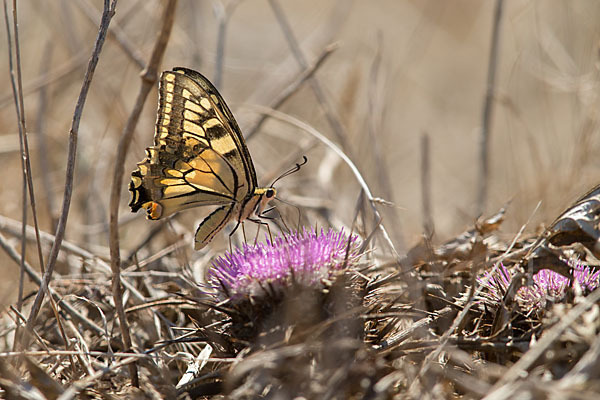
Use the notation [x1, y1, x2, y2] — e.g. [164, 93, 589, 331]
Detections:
[208, 228, 360, 301]
[477, 260, 600, 311]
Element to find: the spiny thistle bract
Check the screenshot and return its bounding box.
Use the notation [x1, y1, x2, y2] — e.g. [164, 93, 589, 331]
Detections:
[206, 228, 364, 348]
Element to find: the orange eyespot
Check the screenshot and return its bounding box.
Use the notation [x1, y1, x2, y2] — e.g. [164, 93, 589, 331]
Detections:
[145, 202, 163, 220]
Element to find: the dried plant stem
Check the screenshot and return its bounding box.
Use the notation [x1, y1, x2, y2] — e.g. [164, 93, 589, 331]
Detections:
[267, 0, 351, 153]
[57, 356, 140, 400]
[108, 0, 177, 388]
[408, 289, 481, 396]
[24, 0, 117, 345]
[35, 44, 57, 230]
[2, 0, 26, 316]
[0, 215, 148, 304]
[409, 201, 539, 394]
[212, 0, 241, 88]
[477, 0, 504, 215]
[266, 1, 407, 254]
[421, 133, 433, 236]
[5, 0, 61, 350]
[377, 307, 453, 351]
[484, 287, 600, 399]
[367, 35, 404, 250]
[564, 327, 600, 381]
[245, 43, 337, 141]
[75, 0, 145, 69]
[0, 350, 202, 359]
[0, 233, 104, 335]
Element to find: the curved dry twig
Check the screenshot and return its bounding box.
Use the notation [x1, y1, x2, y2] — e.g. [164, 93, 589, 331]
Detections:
[244, 42, 338, 141]
[267, 0, 350, 153]
[5, 0, 74, 360]
[246, 105, 403, 264]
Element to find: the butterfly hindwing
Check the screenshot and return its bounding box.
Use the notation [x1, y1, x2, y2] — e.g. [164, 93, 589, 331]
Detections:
[194, 205, 236, 249]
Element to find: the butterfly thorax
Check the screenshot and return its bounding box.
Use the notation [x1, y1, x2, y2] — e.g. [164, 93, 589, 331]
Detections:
[239, 187, 276, 221]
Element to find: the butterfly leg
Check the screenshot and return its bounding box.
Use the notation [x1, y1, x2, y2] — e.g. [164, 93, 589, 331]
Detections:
[253, 221, 260, 245]
[249, 217, 273, 243]
[259, 207, 291, 235]
[265, 221, 273, 243]
[260, 206, 276, 215]
[228, 219, 244, 251]
[278, 211, 292, 234]
[241, 221, 248, 245]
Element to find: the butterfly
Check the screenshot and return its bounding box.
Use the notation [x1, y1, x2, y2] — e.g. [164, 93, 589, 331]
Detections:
[129, 67, 276, 250]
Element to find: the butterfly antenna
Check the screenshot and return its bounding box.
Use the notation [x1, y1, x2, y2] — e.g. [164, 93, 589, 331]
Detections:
[269, 156, 308, 188]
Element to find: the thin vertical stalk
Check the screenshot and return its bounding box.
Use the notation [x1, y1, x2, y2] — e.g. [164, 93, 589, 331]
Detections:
[108, 0, 178, 387]
[5, 0, 59, 350]
[477, 0, 504, 215]
[24, 0, 118, 342]
[213, 0, 240, 88]
[421, 133, 433, 237]
[35, 44, 57, 231]
[3, 0, 26, 316]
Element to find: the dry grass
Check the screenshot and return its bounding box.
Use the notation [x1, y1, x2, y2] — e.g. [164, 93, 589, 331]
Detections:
[1, 0, 600, 398]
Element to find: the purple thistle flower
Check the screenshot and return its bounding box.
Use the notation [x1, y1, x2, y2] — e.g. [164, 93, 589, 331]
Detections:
[477, 260, 600, 311]
[208, 228, 360, 300]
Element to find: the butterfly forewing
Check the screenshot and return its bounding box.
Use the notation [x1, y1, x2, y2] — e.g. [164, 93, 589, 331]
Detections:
[172, 67, 258, 192]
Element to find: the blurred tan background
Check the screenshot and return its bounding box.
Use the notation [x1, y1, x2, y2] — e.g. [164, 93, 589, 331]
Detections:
[1, 0, 600, 304]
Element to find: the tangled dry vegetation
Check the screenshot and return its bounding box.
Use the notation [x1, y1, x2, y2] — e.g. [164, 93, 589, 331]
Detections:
[2, 1, 600, 399]
[3, 184, 600, 399]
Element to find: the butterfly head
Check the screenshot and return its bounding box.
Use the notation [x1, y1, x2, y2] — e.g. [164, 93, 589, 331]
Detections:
[254, 187, 277, 216]
[249, 156, 307, 218]
[265, 188, 276, 199]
